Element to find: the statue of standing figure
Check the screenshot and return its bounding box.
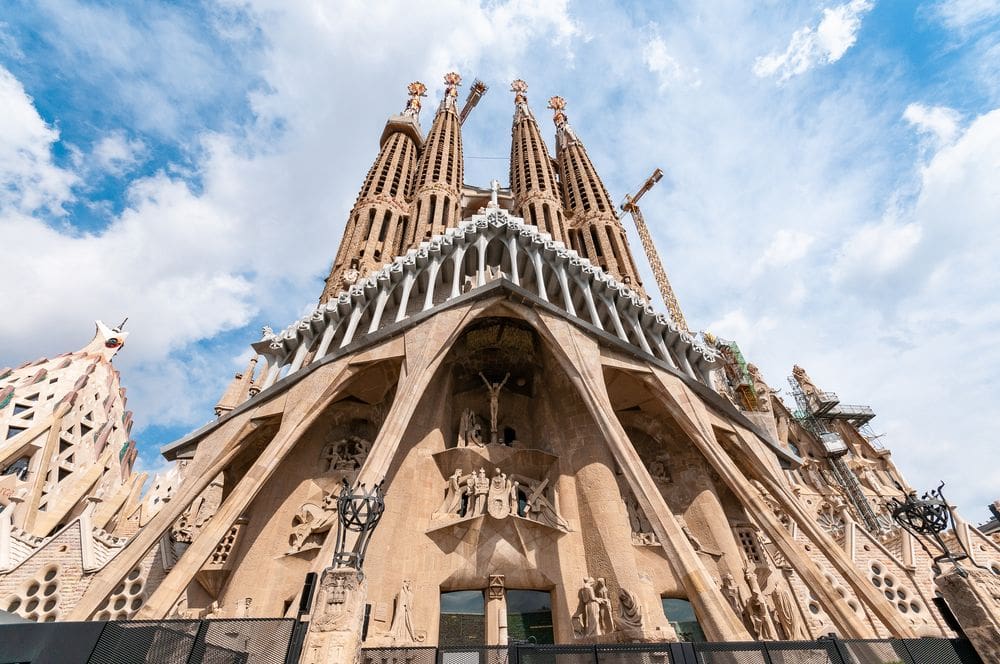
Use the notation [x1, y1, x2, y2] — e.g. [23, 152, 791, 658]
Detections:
[479, 372, 510, 445]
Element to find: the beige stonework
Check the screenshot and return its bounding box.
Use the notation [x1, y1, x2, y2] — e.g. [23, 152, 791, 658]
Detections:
[3, 76, 1000, 664]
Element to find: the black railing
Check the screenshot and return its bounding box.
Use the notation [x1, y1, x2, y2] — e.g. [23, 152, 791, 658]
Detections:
[0, 618, 307, 664]
[360, 637, 982, 664]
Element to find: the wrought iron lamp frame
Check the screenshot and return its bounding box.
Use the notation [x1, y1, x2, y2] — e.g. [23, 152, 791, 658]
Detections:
[332, 478, 386, 576]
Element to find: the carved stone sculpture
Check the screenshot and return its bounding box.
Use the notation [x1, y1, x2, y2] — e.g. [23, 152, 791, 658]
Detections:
[572, 577, 607, 637]
[618, 587, 643, 632]
[523, 478, 569, 531]
[313, 570, 362, 631]
[744, 569, 778, 641]
[473, 468, 489, 516]
[721, 573, 744, 617]
[772, 585, 806, 640]
[479, 372, 510, 445]
[288, 491, 338, 553]
[434, 469, 465, 517]
[388, 579, 423, 643]
[487, 468, 509, 518]
[595, 578, 615, 634]
[458, 409, 484, 447]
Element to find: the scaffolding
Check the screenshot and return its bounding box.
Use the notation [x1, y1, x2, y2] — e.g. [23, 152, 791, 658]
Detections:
[717, 339, 758, 411]
[788, 376, 885, 534]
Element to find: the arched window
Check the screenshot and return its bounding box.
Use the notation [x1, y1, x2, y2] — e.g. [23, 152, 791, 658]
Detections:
[661, 597, 706, 642]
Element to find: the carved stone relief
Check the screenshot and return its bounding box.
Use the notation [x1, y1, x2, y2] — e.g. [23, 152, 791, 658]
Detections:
[288, 490, 338, 554]
[313, 569, 363, 632]
[743, 568, 778, 641]
[617, 587, 643, 632]
[320, 435, 371, 475]
[572, 577, 613, 638]
[388, 579, 424, 643]
[432, 467, 569, 531]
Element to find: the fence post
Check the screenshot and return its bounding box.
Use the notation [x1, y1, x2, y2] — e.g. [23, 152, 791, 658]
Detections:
[284, 620, 309, 664]
[184, 619, 211, 664]
[760, 642, 775, 664]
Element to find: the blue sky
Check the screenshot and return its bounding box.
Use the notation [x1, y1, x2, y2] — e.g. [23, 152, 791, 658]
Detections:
[1, 0, 999, 519]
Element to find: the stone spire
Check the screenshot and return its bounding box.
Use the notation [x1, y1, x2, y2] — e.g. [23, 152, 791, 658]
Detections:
[508, 80, 569, 244]
[404, 72, 465, 247]
[320, 82, 426, 303]
[0, 321, 143, 538]
[548, 96, 645, 293]
[213, 356, 259, 417]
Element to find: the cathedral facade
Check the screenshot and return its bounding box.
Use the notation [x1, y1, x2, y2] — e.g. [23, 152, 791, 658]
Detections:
[2, 75, 999, 660]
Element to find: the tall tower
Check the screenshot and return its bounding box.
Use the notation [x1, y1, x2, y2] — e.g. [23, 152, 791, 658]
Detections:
[320, 82, 426, 303]
[404, 72, 464, 246]
[508, 80, 568, 244]
[0, 321, 144, 539]
[548, 96, 645, 293]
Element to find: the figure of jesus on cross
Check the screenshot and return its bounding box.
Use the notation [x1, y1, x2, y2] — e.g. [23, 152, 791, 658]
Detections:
[479, 371, 510, 445]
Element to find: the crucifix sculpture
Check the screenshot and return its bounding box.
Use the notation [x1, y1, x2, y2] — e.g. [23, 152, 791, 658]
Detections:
[478, 372, 510, 445]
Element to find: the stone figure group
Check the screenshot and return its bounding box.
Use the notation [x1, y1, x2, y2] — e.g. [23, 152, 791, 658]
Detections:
[720, 568, 806, 641]
[434, 467, 569, 531]
[572, 577, 616, 637]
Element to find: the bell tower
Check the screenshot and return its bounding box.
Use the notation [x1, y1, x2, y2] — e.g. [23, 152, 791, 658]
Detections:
[548, 96, 645, 293]
[320, 82, 425, 303]
[404, 72, 465, 247]
[508, 79, 568, 244]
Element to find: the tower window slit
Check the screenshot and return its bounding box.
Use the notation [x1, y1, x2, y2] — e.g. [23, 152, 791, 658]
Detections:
[590, 226, 603, 257]
[364, 208, 376, 241]
[378, 210, 392, 242]
[529, 206, 538, 229]
[606, 225, 624, 268]
[542, 204, 553, 234]
[441, 197, 450, 229]
[428, 195, 437, 230]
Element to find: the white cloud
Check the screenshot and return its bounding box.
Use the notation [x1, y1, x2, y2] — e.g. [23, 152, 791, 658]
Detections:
[931, 0, 1000, 30]
[0, 0, 584, 430]
[643, 36, 685, 88]
[753, 229, 815, 273]
[829, 218, 922, 283]
[0, 65, 78, 215]
[753, 0, 874, 82]
[92, 130, 147, 176]
[903, 103, 962, 147]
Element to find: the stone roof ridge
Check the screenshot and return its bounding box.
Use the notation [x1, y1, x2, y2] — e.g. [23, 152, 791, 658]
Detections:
[253, 208, 716, 396]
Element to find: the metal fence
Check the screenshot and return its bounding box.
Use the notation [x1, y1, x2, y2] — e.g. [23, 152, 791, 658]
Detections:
[0, 618, 307, 664]
[359, 637, 982, 664]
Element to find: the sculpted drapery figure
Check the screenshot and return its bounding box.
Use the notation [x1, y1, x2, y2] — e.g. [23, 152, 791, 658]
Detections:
[572, 577, 605, 637]
[617, 587, 643, 631]
[595, 578, 616, 634]
[389, 579, 422, 643]
[744, 569, 778, 641]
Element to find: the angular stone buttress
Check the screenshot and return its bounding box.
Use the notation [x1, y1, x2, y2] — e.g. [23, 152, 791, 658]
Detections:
[4, 76, 1000, 660]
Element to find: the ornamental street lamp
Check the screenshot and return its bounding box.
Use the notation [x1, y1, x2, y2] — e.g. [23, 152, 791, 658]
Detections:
[886, 482, 982, 577]
[332, 478, 386, 575]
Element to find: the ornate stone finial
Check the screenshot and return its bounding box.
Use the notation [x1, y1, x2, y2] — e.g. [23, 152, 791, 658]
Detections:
[511, 79, 528, 104]
[547, 95, 567, 126]
[444, 71, 462, 101]
[402, 81, 427, 118]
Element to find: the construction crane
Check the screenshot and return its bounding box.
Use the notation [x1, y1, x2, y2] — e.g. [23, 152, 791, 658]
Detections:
[620, 168, 689, 333]
[459, 79, 489, 124]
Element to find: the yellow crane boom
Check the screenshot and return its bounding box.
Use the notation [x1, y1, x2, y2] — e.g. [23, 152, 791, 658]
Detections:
[621, 168, 689, 333]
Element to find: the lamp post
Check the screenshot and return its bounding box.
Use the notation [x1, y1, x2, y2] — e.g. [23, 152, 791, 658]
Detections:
[885, 482, 981, 577]
[332, 478, 386, 575]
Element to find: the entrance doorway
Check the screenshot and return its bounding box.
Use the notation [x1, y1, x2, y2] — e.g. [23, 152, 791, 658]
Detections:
[439, 590, 485, 647]
[506, 590, 554, 644]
